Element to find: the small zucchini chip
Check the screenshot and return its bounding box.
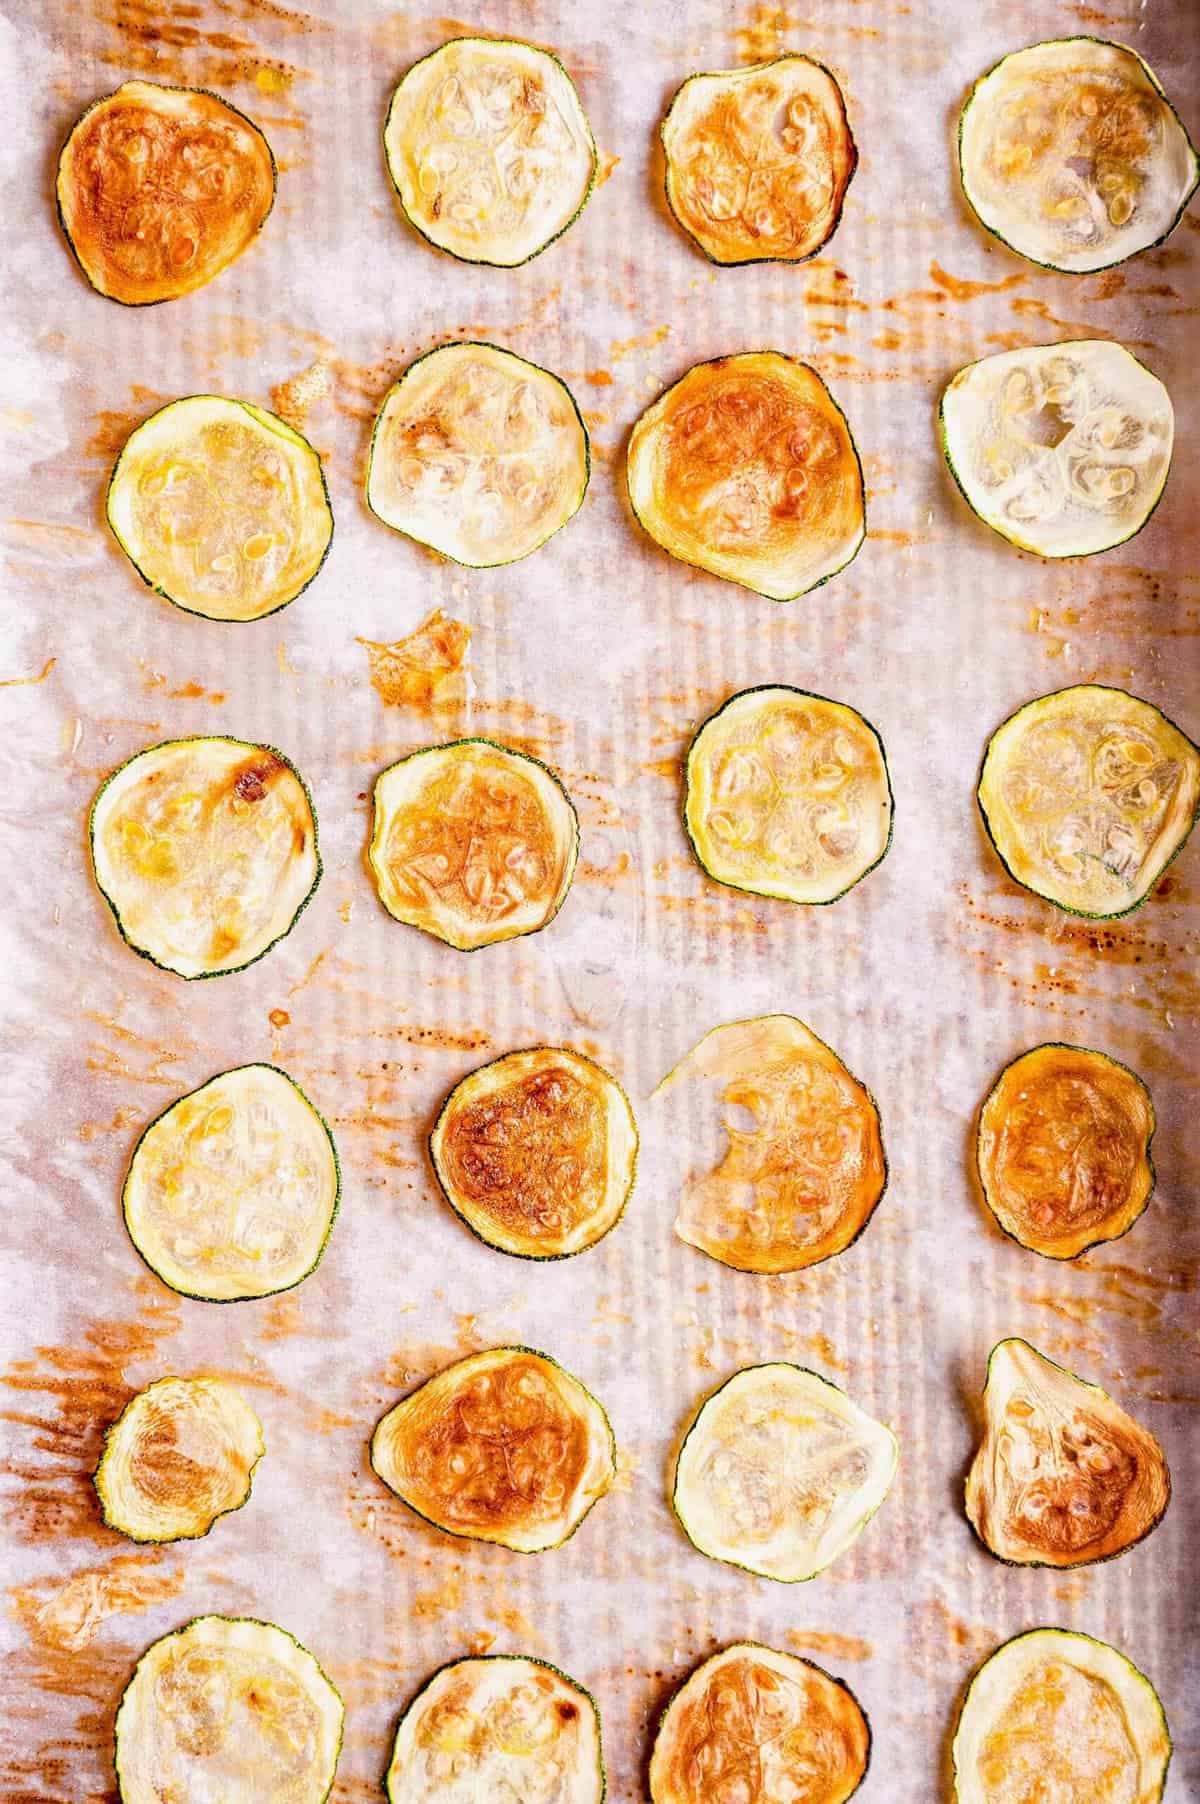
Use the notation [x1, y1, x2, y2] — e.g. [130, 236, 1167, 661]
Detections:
[977, 684, 1200, 918]
[626, 353, 865, 601]
[366, 342, 589, 567]
[383, 37, 596, 267]
[57, 81, 276, 306]
[370, 1346, 616, 1553]
[369, 739, 579, 950]
[123, 1064, 340, 1302]
[958, 38, 1199, 274]
[95, 1376, 264, 1543]
[430, 1047, 637, 1259]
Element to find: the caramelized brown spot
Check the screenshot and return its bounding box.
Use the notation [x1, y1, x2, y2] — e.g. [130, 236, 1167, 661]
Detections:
[440, 1065, 606, 1244]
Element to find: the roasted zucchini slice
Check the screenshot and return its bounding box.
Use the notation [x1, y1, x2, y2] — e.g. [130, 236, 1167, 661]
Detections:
[57, 81, 276, 305]
[958, 38, 1199, 274]
[661, 55, 856, 266]
[366, 342, 589, 567]
[977, 1043, 1155, 1257]
[383, 37, 596, 266]
[95, 1376, 264, 1542]
[107, 396, 333, 621]
[430, 1047, 637, 1258]
[114, 1615, 343, 1804]
[977, 684, 1200, 918]
[370, 1346, 616, 1553]
[369, 739, 579, 950]
[650, 1643, 870, 1804]
[123, 1064, 340, 1302]
[940, 341, 1173, 558]
[626, 353, 865, 600]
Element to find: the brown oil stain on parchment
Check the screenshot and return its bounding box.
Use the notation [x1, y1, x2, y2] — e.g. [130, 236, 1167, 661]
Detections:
[85, 388, 166, 463]
[785, 1630, 873, 1662]
[270, 356, 331, 434]
[358, 609, 471, 721]
[10, 1551, 186, 1651]
[92, 0, 321, 116]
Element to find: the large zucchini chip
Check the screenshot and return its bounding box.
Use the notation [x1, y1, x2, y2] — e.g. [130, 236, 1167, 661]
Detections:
[57, 81, 276, 305]
[369, 739, 579, 950]
[370, 1346, 615, 1553]
[430, 1047, 637, 1259]
[958, 38, 1199, 273]
[114, 1615, 343, 1804]
[123, 1064, 340, 1302]
[626, 353, 865, 600]
[107, 396, 333, 621]
[977, 684, 1200, 918]
[366, 342, 589, 567]
[965, 1339, 1169, 1569]
[940, 340, 1173, 558]
[383, 37, 596, 267]
[96, 1376, 264, 1543]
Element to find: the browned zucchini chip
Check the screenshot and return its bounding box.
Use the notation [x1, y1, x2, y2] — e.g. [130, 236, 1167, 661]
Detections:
[96, 1376, 264, 1543]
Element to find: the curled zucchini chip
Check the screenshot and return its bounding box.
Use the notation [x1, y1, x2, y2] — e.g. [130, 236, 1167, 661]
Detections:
[977, 684, 1200, 918]
[626, 353, 865, 601]
[384, 37, 596, 267]
[366, 342, 589, 567]
[940, 340, 1173, 559]
[430, 1047, 637, 1259]
[123, 1064, 340, 1303]
[96, 1377, 264, 1543]
[57, 81, 276, 305]
[958, 38, 1199, 273]
[369, 739, 579, 950]
[114, 1615, 344, 1804]
[370, 1346, 616, 1553]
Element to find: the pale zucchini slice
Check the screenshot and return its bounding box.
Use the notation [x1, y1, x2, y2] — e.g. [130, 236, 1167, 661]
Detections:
[366, 342, 589, 567]
[107, 396, 333, 621]
[114, 1615, 343, 1804]
[95, 1376, 264, 1543]
[977, 684, 1200, 918]
[940, 341, 1173, 558]
[384, 37, 596, 266]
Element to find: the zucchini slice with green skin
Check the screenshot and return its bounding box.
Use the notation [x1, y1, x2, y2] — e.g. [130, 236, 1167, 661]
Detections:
[123, 1064, 340, 1303]
[366, 342, 589, 568]
[370, 1346, 616, 1553]
[114, 1615, 344, 1804]
[951, 1628, 1170, 1803]
[958, 38, 1199, 274]
[383, 37, 597, 267]
[965, 1339, 1169, 1569]
[90, 737, 321, 978]
[430, 1047, 638, 1259]
[107, 396, 333, 621]
[977, 684, 1200, 918]
[96, 1376, 264, 1542]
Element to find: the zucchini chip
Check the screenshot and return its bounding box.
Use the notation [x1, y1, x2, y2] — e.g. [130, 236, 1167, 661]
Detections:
[430, 1047, 637, 1259]
[123, 1064, 340, 1303]
[95, 1376, 264, 1543]
[386, 1655, 604, 1804]
[661, 55, 856, 266]
[107, 396, 333, 621]
[977, 1043, 1155, 1257]
[57, 81, 275, 305]
[626, 353, 865, 601]
[977, 684, 1200, 918]
[940, 341, 1173, 559]
[369, 739, 579, 950]
[650, 1643, 870, 1804]
[114, 1615, 344, 1804]
[672, 1364, 897, 1581]
[965, 1339, 1169, 1569]
[366, 342, 589, 567]
[383, 37, 596, 267]
[685, 686, 892, 904]
[958, 38, 1199, 274]
[370, 1346, 616, 1553]
[952, 1628, 1171, 1803]
[91, 737, 320, 978]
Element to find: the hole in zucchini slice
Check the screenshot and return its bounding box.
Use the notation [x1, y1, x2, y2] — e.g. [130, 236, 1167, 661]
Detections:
[370, 1346, 616, 1553]
[95, 1376, 264, 1542]
[383, 37, 596, 267]
[958, 38, 1199, 274]
[977, 684, 1200, 918]
[626, 352, 865, 600]
[56, 81, 276, 305]
[366, 342, 589, 567]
